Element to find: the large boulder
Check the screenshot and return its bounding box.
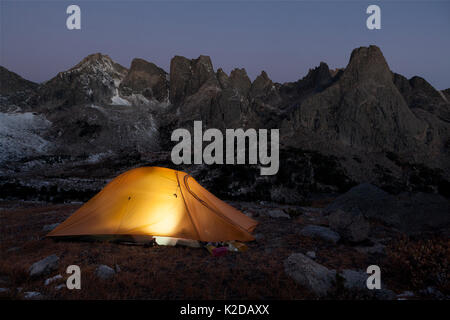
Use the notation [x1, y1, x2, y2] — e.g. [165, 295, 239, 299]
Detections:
[326, 183, 450, 234]
[340, 269, 367, 290]
[328, 209, 370, 242]
[339, 269, 396, 300]
[284, 253, 336, 297]
[299, 225, 341, 243]
[29, 254, 59, 277]
[325, 183, 394, 218]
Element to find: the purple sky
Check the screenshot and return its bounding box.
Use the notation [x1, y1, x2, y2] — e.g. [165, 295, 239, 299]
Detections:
[1, 1, 450, 89]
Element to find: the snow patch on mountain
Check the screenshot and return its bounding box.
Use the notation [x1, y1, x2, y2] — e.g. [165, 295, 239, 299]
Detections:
[111, 91, 131, 106]
[0, 112, 51, 163]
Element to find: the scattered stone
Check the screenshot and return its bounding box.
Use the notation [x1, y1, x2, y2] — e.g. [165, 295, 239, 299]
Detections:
[253, 233, 264, 242]
[42, 223, 60, 232]
[44, 274, 63, 286]
[95, 265, 115, 280]
[396, 291, 415, 299]
[24, 291, 42, 300]
[55, 284, 66, 290]
[299, 225, 340, 243]
[115, 264, 121, 273]
[243, 210, 254, 218]
[328, 209, 370, 242]
[284, 253, 336, 297]
[266, 209, 290, 219]
[306, 251, 316, 259]
[421, 286, 445, 299]
[29, 254, 59, 277]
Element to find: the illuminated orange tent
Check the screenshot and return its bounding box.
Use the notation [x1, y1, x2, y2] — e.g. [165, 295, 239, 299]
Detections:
[48, 167, 258, 243]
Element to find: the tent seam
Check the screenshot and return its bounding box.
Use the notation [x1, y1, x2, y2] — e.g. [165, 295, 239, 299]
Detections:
[183, 175, 255, 237]
[176, 171, 202, 240]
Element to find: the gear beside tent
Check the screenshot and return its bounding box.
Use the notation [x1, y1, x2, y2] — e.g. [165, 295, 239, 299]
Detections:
[47, 167, 258, 246]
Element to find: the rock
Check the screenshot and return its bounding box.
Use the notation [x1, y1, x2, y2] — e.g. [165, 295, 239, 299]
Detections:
[95, 265, 115, 280]
[0, 66, 38, 96]
[394, 192, 450, 234]
[229, 68, 252, 96]
[169, 55, 217, 104]
[284, 253, 336, 297]
[266, 209, 290, 219]
[42, 223, 60, 232]
[326, 183, 450, 234]
[44, 274, 63, 286]
[254, 233, 264, 242]
[339, 270, 395, 300]
[328, 209, 370, 242]
[24, 291, 43, 300]
[55, 284, 66, 290]
[299, 225, 340, 243]
[340, 269, 367, 290]
[306, 251, 316, 259]
[29, 254, 59, 277]
[119, 58, 169, 103]
[6, 247, 20, 253]
[396, 291, 415, 299]
[0, 288, 9, 293]
[325, 183, 395, 220]
[216, 68, 230, 89]
[115, 264, 121, 273]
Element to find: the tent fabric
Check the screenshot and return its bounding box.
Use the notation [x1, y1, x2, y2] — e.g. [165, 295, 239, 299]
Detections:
[47, 167, 258, 242]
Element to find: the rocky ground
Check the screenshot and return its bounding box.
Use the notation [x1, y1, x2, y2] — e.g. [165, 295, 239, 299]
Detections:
[0, 193, 448, 300]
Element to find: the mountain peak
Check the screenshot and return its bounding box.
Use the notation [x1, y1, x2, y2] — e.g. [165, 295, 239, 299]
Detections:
[343, 45, 392, 83]
[0, 66, 38, 96]
[119, 57, 169, 102]
[169, 55, 217, 104]
[72, 53, 112, 68]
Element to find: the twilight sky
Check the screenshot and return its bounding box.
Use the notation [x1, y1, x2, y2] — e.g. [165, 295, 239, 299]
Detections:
[1, 0, 449, 89]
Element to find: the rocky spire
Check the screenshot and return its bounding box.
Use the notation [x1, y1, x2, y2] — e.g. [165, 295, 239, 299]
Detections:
[119, 58, 169, 102]
[169, 55, 217, 105]
[229, 68, 251, 96]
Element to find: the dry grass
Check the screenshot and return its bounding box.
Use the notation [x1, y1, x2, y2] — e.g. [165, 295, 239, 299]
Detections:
[0, 201, 312, 300]
[1, 200, 447, 300]
[385, 235, 450, 295]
